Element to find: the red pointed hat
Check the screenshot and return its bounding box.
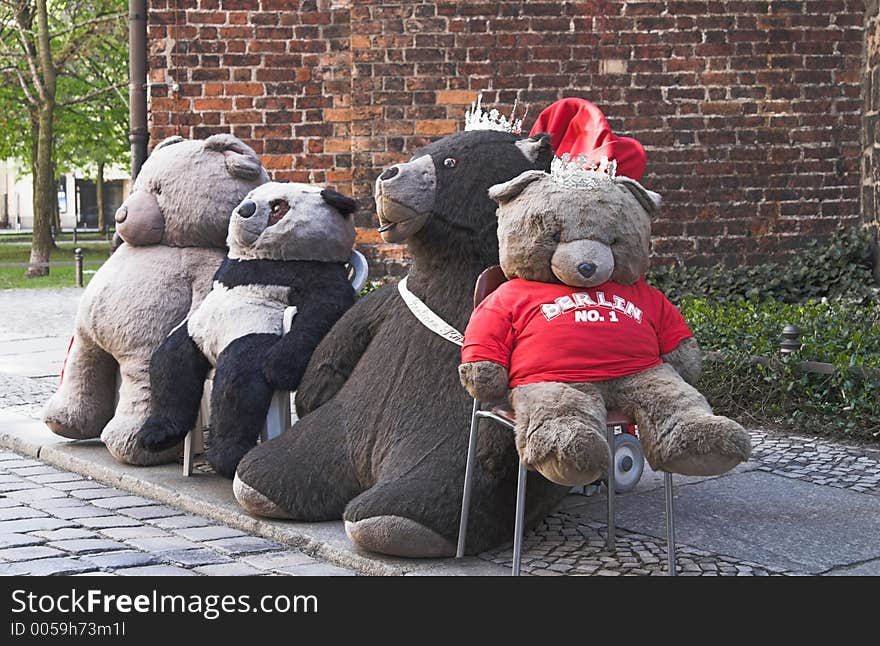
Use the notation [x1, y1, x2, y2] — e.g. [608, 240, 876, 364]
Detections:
[529, 97, 646, 181]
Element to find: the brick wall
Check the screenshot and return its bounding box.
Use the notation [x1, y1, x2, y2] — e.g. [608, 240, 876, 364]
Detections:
[864, 0, 880, 279]
[147, 0, 866, 275]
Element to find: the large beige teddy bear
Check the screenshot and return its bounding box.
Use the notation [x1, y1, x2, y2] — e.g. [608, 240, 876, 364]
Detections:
[42, 134, 269, 465]
[459, 158, 752, 485]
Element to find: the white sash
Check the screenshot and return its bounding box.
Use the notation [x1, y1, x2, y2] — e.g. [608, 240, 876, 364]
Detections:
[397, 275, 464, 347]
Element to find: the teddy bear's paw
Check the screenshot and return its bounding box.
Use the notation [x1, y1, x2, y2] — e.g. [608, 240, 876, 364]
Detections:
[42, 393, 107, 440]
[523, 417, 610, 487]
[233, 474, 293, 519]
[262, 357, 305, 392]
[652, 414, 752, 476]
[136, 416, 189, 452]
[42, 408, 98, 440]
[345, 516, 456, 558]
[102, 415, 182, 466]
[207, 440, 254, 479]
[459, 361, 509, 403]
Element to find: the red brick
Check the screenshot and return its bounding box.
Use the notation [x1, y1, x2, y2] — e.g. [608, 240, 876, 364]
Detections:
[147, 0, 870, 274]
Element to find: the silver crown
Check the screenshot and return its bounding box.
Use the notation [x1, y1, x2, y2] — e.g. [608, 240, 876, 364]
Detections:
[549, 153, 618, 189]
[464, 94, 524, 134]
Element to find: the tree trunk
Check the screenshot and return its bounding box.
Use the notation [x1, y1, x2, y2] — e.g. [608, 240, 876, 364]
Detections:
[26, 0, 58, 278]
[96, 160, 105, 232]
[27, 106, 55, 278]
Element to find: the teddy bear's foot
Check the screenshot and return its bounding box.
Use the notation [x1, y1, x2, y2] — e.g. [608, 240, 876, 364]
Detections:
[523, 417, 610, 487]
[42, 397, 105, 440]
[233, 474, 292, 519]
[207, 440, 253, 479]
[102, 415, 182, 466]
[136, 415, 190, 452]
[345, 516, 456, 558]
[650, 414, 751, 477]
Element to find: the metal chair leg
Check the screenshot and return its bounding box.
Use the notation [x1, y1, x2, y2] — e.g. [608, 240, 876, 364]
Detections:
[605, 424, 615, 551]
[664, 471, 676, 576]
[456, 399, 481, 558]
[512, 460, 527, 576]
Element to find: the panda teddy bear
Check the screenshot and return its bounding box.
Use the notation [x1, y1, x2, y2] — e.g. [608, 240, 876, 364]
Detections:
[135, 182, 358, 478]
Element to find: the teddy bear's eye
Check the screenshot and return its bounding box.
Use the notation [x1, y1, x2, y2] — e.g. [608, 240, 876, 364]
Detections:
[154, 184, 162, 196]
[443, 157, 457, 169]
[551, 231, 561, 242]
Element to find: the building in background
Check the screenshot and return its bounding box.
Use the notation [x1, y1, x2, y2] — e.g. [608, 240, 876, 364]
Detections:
[0, 159, 130, 231]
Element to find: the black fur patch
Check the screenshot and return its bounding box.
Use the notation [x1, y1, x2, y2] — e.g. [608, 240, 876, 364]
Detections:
[215, 258, 351, 305]
[320, 189, 358, 216]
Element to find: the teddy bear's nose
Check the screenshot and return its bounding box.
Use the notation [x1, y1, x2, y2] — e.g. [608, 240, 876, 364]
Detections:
[379, 166, 399, 181]
[114, 205, 127, 223]
[238, 200, 257, 218]
[578, 262, 597, 278]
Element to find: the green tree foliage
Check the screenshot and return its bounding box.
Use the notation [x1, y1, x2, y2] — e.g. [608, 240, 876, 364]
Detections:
[0, 0, 127, 275]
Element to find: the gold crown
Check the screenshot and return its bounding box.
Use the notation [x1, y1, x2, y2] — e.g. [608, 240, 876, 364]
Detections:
[464, 94, 524, 134]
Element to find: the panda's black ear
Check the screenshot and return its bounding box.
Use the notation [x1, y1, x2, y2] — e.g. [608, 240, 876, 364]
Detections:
[321, 189, 358, 216]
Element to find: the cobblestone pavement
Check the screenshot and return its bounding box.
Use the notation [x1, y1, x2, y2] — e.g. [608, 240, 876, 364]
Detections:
[0, 373, 57, 421]
[479, 428, 880, 576]
[0, 450, 356, 576]
[749, 429, 880, 495]
[481, 511, 789, 576]
[4, 366, 880, 576]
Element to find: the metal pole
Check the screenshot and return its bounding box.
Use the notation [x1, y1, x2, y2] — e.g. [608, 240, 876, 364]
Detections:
[72, 227, 77, 244]
[456, 399, 481, 558]
[511, 461, 527, 576]
[665, 472, 676, 576]
[129, 0, 149, 180]
[605, 424, 615, 551]
[74, 248, 83, 287]
[780, 324, 802, 355]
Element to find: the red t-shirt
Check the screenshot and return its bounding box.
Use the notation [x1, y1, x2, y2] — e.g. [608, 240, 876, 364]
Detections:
[461, 278, 693, 387]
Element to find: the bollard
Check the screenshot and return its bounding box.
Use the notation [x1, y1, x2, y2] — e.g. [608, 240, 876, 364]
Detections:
[780, 324, 802, 354]
[74, 248, 83, 287]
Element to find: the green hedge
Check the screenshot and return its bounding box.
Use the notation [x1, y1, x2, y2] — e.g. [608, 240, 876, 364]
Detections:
[649, 225, 879, 440]
[648, 226, 878, 305]
[682, 298, 880, 440]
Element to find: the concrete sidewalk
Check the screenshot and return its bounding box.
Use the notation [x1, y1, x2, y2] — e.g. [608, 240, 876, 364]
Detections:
[2, 287, 880, 576]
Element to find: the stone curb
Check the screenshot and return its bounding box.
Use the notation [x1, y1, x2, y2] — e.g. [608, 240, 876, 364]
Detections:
[0, 410, 508, 577]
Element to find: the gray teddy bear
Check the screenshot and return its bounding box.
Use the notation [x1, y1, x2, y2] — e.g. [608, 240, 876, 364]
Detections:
[460, 161, 752, 485]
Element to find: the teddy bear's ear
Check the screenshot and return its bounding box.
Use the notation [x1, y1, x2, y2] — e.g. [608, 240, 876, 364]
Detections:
[515, 133, 552, 163]
[488, 170, 547, 206]
[616, 176, 662, 214]
[152, 136, 184, 152]
[203, 133, 266, 181]
[321, 189, 358, 216]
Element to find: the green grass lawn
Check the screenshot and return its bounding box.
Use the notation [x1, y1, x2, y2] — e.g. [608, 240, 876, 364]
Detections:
[0, 241, 111, 289]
